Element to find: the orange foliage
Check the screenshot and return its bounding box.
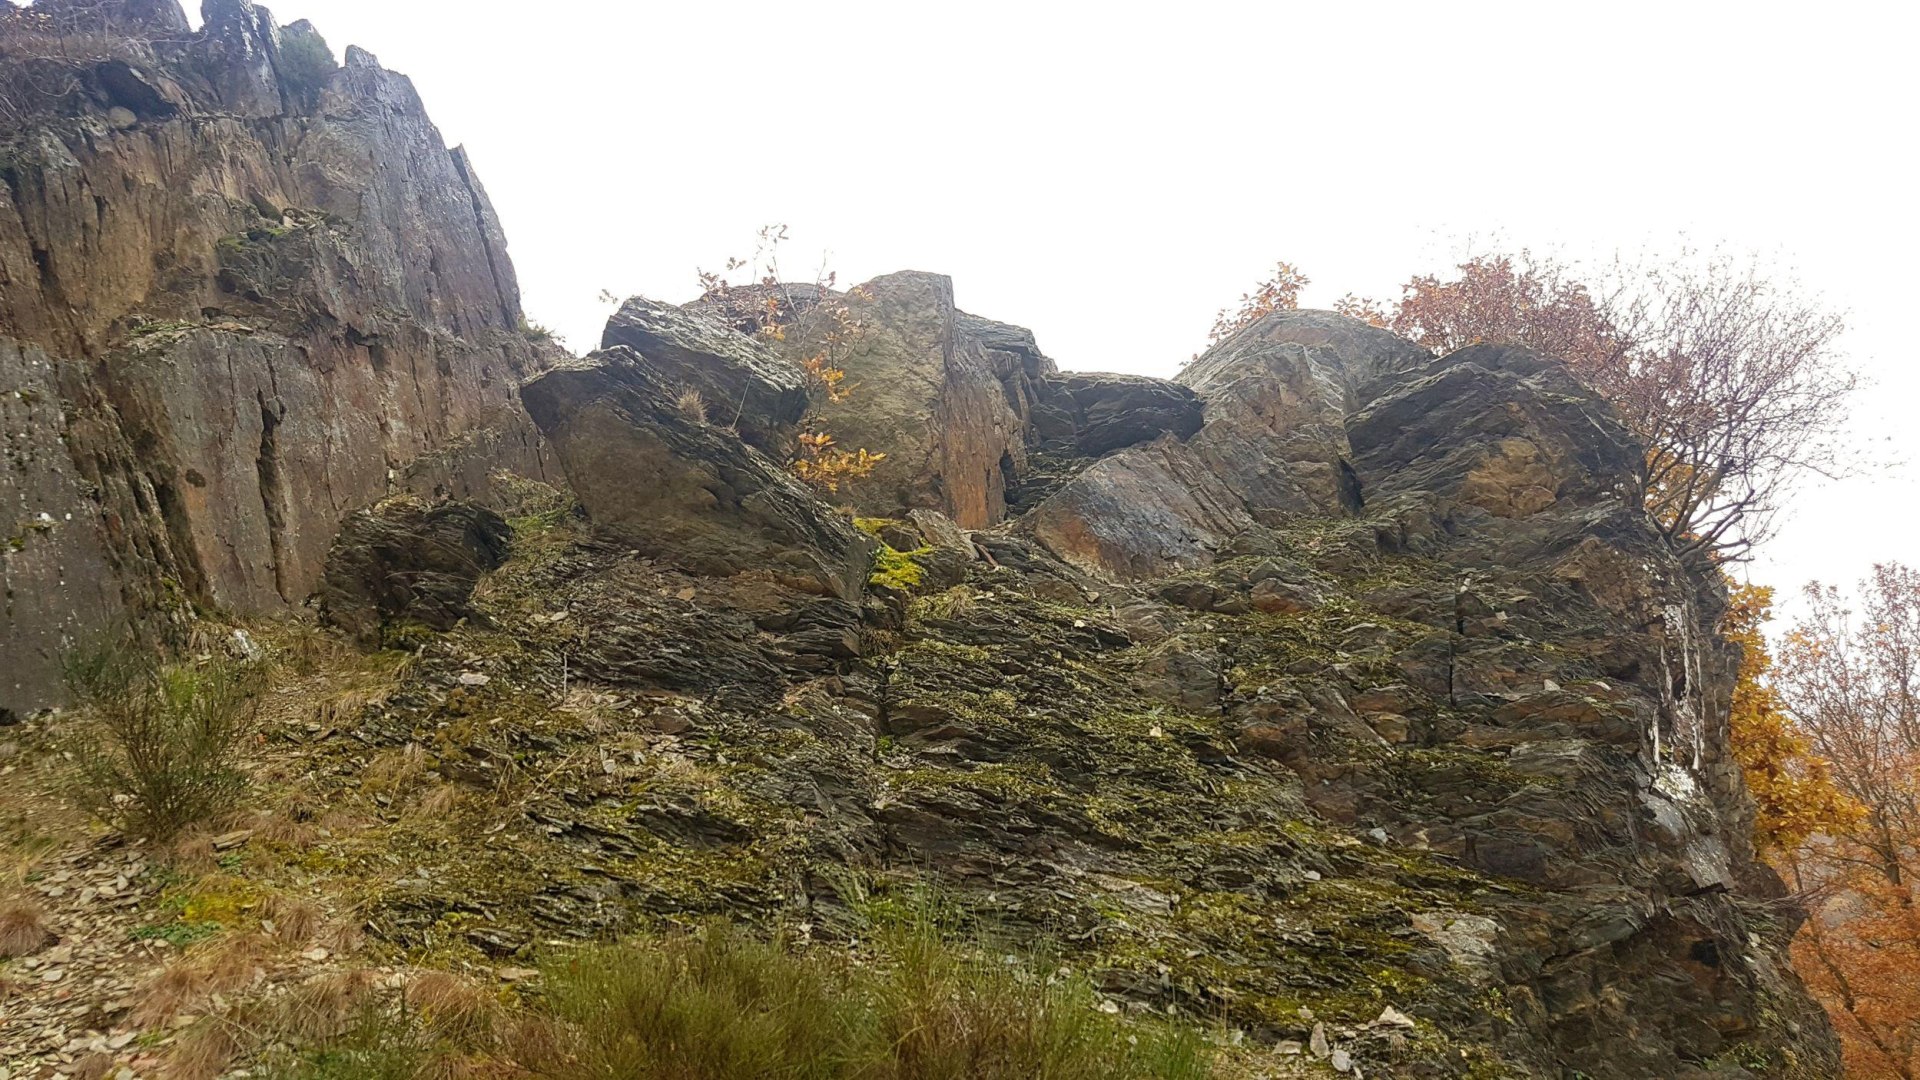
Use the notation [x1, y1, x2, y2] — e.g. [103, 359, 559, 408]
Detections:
[792, 432, 885, 494]
[1720, 579, 1858, 853]
[1777, 564, 1920, 1078]
[1207, 262, 1309, 344]
[697, 225, 881, 493]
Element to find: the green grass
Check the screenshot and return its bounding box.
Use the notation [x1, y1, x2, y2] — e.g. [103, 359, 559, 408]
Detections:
[257, 909, 1216, 1080]
[540, 918, 1214, 1080]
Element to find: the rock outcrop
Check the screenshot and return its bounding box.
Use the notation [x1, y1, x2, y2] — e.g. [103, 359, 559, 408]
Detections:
[471, 295, 1837, 1076]
[0, 2, 557, 710]
[521, 347, 874, 602]
[317, 496, 512, 647]
[0, 8, 1839, 1073]
[599, 297, 811, 454]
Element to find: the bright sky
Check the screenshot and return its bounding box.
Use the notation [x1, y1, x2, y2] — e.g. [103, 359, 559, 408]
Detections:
[198, 1, 1919, 617]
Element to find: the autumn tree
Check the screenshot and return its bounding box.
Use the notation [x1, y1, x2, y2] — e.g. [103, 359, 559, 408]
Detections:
[1212, 251, 1854, 558]
[696, 225, 885, 494]
[1720, 578, 1857, 853]
[1386, 251, 1853, 558]
[1776, 564, 1920, 1078]
[1206, 262, 1310, 345]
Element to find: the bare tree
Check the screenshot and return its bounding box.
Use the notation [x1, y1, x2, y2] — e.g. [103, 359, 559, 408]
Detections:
[1386, 250, 1853, 558]
[1775, 564, 1920, 1076]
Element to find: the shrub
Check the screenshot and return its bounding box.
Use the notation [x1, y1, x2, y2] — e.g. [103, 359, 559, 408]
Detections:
[64, 645, 262, 842]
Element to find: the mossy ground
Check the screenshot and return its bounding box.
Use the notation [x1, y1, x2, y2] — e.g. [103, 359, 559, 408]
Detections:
[1, 499, 1602, 1077]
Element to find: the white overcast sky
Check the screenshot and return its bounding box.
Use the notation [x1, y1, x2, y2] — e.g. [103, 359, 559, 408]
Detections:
[191, 0, 1918, 617]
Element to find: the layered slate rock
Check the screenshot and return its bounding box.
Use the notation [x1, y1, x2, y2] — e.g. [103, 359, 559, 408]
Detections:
[1023, 438, 1255, 579]
[600, 297, 811, 454]
[1018, 311, 1435, 580]
[0, 3, 557, 709]
[791, 272, 1046, 529]
[1176, 310, 1432, 519]
[521, 348, 873, 601]
[1030, 372, 1205, 456]
[318, 497, 512, 646]
[271, 293, 1833, 1076]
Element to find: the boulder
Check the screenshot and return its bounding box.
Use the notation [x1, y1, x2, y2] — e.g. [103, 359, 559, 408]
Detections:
[520, 348, 873, 601]
[1349, 343, 1641, 538]
[1023, 438, 1254, 579]
[800, 272, 1038, 528]
[1031, 371, 1204, 456]
[1175, 311, 1427, 519]
[599, 297, 811, 454]
[318, 497, 512, 646]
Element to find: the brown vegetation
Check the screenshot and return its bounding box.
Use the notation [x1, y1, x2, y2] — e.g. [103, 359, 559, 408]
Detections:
[0, 897, 52, 958]
[1218, 250, 1854, 558]
[1775, 564, 1920, 1078]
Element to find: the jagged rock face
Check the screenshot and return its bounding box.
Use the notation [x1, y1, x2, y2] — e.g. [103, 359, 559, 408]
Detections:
[799, 271, 1046, 529]
[0, 5, 556, 710]
[599, 297, 812, 455]
[520, 347, 875, 602]
[493, 305, 1835, 1076]
[1030, 371, 1205, 456]
[317, 496, 512, 647]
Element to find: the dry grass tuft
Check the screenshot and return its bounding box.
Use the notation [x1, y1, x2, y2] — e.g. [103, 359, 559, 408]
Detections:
[318, 913, 367, 956]
[0, 897, 53, 958]
[260, 892, 322, 945]
[276, 968, 379, 1042]
[676, 388, 709, 424]
[134, 933, 271, 1027]
[407, 970, 503, 1046]
[363, 743, 430, 798]
[164, 1016, 246, 1080]
[411, 783, 467, 822]
[249, 806, 320, 847]
[165, 827, 221, 874]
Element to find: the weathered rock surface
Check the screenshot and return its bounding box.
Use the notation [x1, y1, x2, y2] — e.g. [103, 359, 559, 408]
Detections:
[0, 9, 1839, 1075]
[1024, 437, 1255, 579]
[1016, 311, 1436, 580]
[0, 4, 557, 709]
[521, 347, 873, 601]
[318, 496, 512, 646]
[1030, 371, 1205, 456]
[791, 271, 1047, 529]
[599, 297, 811, 454]
[465, 303, 1835, 1076]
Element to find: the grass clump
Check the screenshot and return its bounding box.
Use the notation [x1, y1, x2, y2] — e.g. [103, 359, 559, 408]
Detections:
[537, 912, 1212, 1080]
[64, 644, 263, 842]
[249, 912, 1214, 1080]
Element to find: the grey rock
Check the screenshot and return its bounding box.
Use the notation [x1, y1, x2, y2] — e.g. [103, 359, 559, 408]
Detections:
[318, 497, 512, 647]
[600, 298, 812, 454]
[521, 348, 873, 601]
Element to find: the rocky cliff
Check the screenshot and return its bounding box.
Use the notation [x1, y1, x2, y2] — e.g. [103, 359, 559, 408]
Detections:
[464, 285, 1834, 1075]
[0, 5, 1839, 1076]
[1, 0, 556, 713]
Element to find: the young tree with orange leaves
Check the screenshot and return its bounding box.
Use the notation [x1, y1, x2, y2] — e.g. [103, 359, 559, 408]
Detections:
[696, 226, 886, 495]
[1776, 563, 1920, 1078]
[1721, 579, 1857, 853]
[1206, 262, 1310, 345]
